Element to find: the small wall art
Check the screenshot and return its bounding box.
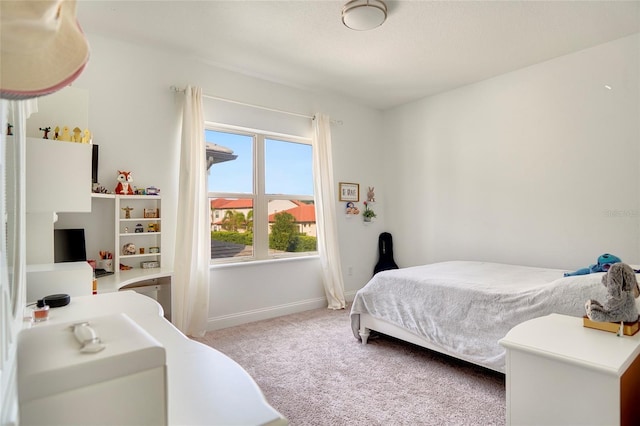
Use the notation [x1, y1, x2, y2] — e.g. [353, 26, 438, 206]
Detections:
[345, 201, 360, 215]
[339, 182, 359, 202]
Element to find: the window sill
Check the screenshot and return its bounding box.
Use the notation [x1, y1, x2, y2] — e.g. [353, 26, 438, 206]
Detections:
[210, 254, 320, 270]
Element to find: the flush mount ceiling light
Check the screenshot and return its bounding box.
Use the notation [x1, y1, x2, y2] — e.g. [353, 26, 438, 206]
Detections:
[342, 0, 387, 31]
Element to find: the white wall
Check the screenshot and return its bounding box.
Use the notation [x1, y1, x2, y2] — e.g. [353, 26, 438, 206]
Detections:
[25, 86, 89, 139]
[382, 34, 640, 271]
[68, 34, 385, 329]
[50, 29, 637, 329]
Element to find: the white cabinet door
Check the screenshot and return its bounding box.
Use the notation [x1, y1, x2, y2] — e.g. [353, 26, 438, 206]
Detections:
[26, 137, 91, 213]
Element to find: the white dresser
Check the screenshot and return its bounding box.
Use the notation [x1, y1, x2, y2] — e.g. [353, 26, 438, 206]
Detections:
[20, 291, 287, 426]
[500, 314, 640, 426]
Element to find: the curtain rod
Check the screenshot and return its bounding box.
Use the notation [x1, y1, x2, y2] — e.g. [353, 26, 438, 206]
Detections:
[170, 86, 342, 125]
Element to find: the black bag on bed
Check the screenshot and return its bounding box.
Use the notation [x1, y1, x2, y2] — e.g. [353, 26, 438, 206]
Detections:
[373, 232, 399, 276]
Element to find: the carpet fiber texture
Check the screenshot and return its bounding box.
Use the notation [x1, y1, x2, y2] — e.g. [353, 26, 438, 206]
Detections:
[194, 306, 506, 425]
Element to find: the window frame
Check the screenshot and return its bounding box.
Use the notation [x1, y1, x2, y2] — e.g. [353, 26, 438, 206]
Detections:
[206, 122, 317, 264]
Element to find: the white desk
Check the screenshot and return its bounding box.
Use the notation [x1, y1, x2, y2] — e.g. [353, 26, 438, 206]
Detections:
[96, 267, 173, 292]
[500, 314, 640, 426]
[97, 267, 173, 319]
[25, 291, 287, 426]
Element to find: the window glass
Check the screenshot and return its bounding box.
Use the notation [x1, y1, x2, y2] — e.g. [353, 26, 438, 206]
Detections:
[207, 127, 316, 262]
[206, 130, 253, 193]
[268, 200, 316, 256]
[210, 197, 254, 259]
[265, 139, 313, 195]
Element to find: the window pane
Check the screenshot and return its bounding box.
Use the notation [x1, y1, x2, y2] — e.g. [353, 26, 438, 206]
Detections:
[210, 197, 253, 259]
[268, 199, 316, 256]
[206, 130, 253, 193]
[265, 139, 313, 196]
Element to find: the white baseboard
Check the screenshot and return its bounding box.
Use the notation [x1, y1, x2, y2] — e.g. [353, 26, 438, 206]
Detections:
[207, 290, 359, 331]
[207, 297, 327, 330]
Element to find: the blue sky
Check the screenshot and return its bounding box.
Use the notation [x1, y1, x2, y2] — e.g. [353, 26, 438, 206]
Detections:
[206, 129, 313, 196]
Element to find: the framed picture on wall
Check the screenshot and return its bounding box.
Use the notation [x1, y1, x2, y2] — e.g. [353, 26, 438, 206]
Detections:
[339, 182, 359, 202]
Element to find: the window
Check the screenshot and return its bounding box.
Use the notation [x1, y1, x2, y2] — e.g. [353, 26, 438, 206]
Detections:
[206, 126, 316, 262]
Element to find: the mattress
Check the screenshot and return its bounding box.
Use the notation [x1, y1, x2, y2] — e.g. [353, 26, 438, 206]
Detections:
[350, 260, 618, 372]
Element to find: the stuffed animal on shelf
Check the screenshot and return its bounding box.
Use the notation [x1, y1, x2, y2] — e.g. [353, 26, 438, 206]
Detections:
[564, 253, 622, 277]
[585, 263, 640, 323]
[115, 170, 134, 195]
[122, 243, 136, 256]
[367, 186, 375, 202]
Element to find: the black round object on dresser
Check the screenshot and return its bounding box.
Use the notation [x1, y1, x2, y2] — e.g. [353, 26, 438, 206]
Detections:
[42, 293, 71, 308]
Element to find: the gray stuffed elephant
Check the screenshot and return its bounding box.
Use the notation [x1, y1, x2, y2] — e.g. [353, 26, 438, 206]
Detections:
[585, 263, 640, 323]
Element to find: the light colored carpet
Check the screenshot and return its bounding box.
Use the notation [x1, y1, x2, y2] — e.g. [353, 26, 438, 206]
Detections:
[194, 306, 506, 425]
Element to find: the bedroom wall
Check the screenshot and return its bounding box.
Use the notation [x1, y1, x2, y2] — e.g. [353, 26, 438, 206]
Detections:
[66, 33, 386, 329]
[382, 34, 640, 271]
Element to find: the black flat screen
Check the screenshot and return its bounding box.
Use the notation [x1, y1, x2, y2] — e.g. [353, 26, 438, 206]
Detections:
[54, 228, 87, 263]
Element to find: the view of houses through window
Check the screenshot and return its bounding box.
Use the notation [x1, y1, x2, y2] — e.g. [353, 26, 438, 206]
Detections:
[206, 127, 316, 261]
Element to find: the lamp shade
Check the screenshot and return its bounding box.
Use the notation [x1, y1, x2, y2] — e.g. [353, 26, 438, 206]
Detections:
[342, 0, 387, 31]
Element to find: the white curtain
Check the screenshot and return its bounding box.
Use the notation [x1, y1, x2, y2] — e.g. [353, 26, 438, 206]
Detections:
[173, 86, 210, 337]
[313, 114, 346, 310]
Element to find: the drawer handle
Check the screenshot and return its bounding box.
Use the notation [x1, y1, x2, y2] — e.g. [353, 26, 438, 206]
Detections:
[71, 322, 106, 353]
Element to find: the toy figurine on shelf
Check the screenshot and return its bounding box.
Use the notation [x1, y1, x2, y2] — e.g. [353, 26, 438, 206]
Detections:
[59, 125, 71, 141]
[121, 206, 133, 219]
[115, 170, 134, 195]
[39, 126, 51, 139]
[53, 126, 59, 139]
[146, 186, 160, 196]
[72, 127, 82, 142]
[82, 129, 92, 143]
[92, 183, 109, 194]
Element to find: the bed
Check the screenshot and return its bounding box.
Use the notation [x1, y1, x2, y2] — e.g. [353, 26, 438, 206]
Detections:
[350, 260, 624, 373]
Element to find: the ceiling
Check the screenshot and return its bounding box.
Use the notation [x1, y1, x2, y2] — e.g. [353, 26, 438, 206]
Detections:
[76, 1, 640, 110]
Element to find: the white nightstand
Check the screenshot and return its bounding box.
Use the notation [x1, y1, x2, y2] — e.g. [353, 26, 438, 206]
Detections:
[500, 314, 640, 426]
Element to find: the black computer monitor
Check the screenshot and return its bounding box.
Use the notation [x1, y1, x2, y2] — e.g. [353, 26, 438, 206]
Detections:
[92, 144, 99, 184]
[54, 228, 87, 263]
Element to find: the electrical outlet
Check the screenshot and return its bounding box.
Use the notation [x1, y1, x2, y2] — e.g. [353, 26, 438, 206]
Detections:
[348, 266, 353, 276]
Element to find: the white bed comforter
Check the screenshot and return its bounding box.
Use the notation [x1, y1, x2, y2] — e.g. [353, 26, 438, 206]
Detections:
[350, 261, 617, 372]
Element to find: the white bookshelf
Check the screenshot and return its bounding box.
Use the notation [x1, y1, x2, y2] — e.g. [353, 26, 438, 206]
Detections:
[92, 194, 162, 272]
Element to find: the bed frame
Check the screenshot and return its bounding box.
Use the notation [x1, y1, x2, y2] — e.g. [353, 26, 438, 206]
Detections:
[357, 313, 502, 373]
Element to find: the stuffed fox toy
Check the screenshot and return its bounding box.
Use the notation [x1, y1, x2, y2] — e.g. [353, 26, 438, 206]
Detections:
[585, 263, 640, 323]
[115, 171, 134, 195]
